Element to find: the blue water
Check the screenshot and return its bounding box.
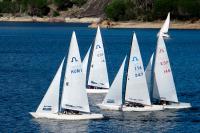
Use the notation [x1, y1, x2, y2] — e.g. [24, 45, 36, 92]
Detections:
[0, 22, 199, 133]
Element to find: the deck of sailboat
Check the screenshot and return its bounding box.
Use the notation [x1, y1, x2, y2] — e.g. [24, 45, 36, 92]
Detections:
[86, 88, 108, 93]
[29, 112, 103, 120]
[97, 104, 121, 111]
[163, 102, 191, 109]
[122, 105, 164, 112]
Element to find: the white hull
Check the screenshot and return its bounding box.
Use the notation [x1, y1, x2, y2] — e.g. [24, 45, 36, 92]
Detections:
[163, 102, 191, 109]
[86, 89, 108, 94]
[97, 104, 121, 111]
[122, 105, 164, 112]
[157, 33, 170, 38]
[30, 112, 103, 120]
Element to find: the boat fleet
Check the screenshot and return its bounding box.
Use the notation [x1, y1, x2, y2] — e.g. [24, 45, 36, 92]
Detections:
[30, 13, 191, 120]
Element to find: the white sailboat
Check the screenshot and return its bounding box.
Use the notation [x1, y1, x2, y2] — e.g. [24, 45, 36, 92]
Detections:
[30, 32, 103, 120]
[152, 36, 191, 109]
[157, 12, 170, 38]
[122, 33, 163, 111]
[87, 26, 110, 93]
[98, 33, 163, 111]
[98, 56, 127, 110]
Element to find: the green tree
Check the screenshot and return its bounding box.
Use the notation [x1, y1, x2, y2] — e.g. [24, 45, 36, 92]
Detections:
[105, 0, 126, 21]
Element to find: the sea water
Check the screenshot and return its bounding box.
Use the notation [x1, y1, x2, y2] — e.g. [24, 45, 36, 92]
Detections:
[0, 22, 199, 132]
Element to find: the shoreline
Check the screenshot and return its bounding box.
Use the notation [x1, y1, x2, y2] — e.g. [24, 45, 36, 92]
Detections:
[89, 20, 200, 29]
[0, 16, 200, 29]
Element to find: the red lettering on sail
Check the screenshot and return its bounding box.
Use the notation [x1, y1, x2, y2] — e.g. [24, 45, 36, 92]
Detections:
[164, 69, 171, 73]
[160, 60, 169, 65]
[159, 48, 165, 53]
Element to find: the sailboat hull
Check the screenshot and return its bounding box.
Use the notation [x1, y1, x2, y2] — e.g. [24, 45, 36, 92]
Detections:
[157, 33, 170, 38]
[122, 105, 164, 112]
[30, 112, 103, 120]
[97, 104, 121, 111]
[163, 102, 191, 109]
[86, 89, 108, 93]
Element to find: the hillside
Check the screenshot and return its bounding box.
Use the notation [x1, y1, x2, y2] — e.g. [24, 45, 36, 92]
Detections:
[0, 0, 199, 23]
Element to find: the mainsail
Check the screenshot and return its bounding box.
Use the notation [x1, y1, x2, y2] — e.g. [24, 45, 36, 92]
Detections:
[36, 58, 65, 113]
[153, 36, 178, 102]
[88, 26, 109, 89]
[102, 56, 126, 106]
[125, 33, 151, 105]
[61, 32, 90, 113]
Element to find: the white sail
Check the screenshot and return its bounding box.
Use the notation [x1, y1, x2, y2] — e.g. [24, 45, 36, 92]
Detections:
[153, 36, 178, 102]
[102, 56, 126, 106]
[88, 26, 109, 89]
[158, 12, 170, 37]
[82, 45, 92, 86]
[125, 33, 151, 105]
[36, 58, 65, 113]
[145, 53, 154, 99]
[82, 45, 92, 75]
[61, 32, 90, 113]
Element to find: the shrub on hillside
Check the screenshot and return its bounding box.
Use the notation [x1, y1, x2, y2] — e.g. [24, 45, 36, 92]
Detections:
[105, 0, 126, 21]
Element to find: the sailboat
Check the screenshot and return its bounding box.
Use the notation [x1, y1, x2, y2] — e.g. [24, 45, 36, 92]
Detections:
[97, 57, 126, 110]
[122, 33, 163, 111]
[30, 32, 103, 120]
[98, 33, 163, 111]
[157, 12, 170, 38]
[150, 36, 191, 109]
[87, 26, 110, 93]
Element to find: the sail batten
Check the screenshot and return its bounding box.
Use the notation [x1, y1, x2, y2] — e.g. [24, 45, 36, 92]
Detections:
[61, 32, 90, 113]
[103, 56, 126, 106]
[153, 36, 178, 102]
[36, 58, 65, 113]
[125, 33, 151, 105]
[88, 26, 109, 89]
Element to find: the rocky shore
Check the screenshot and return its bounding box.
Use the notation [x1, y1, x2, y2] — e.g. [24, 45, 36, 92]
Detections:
[0, 16, 200, 29]
[0, 16, 100, 23]
[89, 20, 200, 29]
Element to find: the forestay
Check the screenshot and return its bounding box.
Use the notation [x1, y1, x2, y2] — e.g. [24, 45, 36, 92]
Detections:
[125, 33, 151, 105]
[61, 32, 90, 113]
[36, 58, 65, 113]
[102, 56, 126, 106]
[88, 26, 109, 89]
[153, 36, 178, 102]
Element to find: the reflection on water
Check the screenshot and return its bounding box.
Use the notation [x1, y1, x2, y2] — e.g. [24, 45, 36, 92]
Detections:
[33, 119, 89, 133]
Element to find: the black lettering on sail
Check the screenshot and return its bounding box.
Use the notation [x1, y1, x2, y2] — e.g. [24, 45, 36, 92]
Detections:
[132, 56, 139, 61]
[96, 45, 101, 49]
[71, 57, 78, 62]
